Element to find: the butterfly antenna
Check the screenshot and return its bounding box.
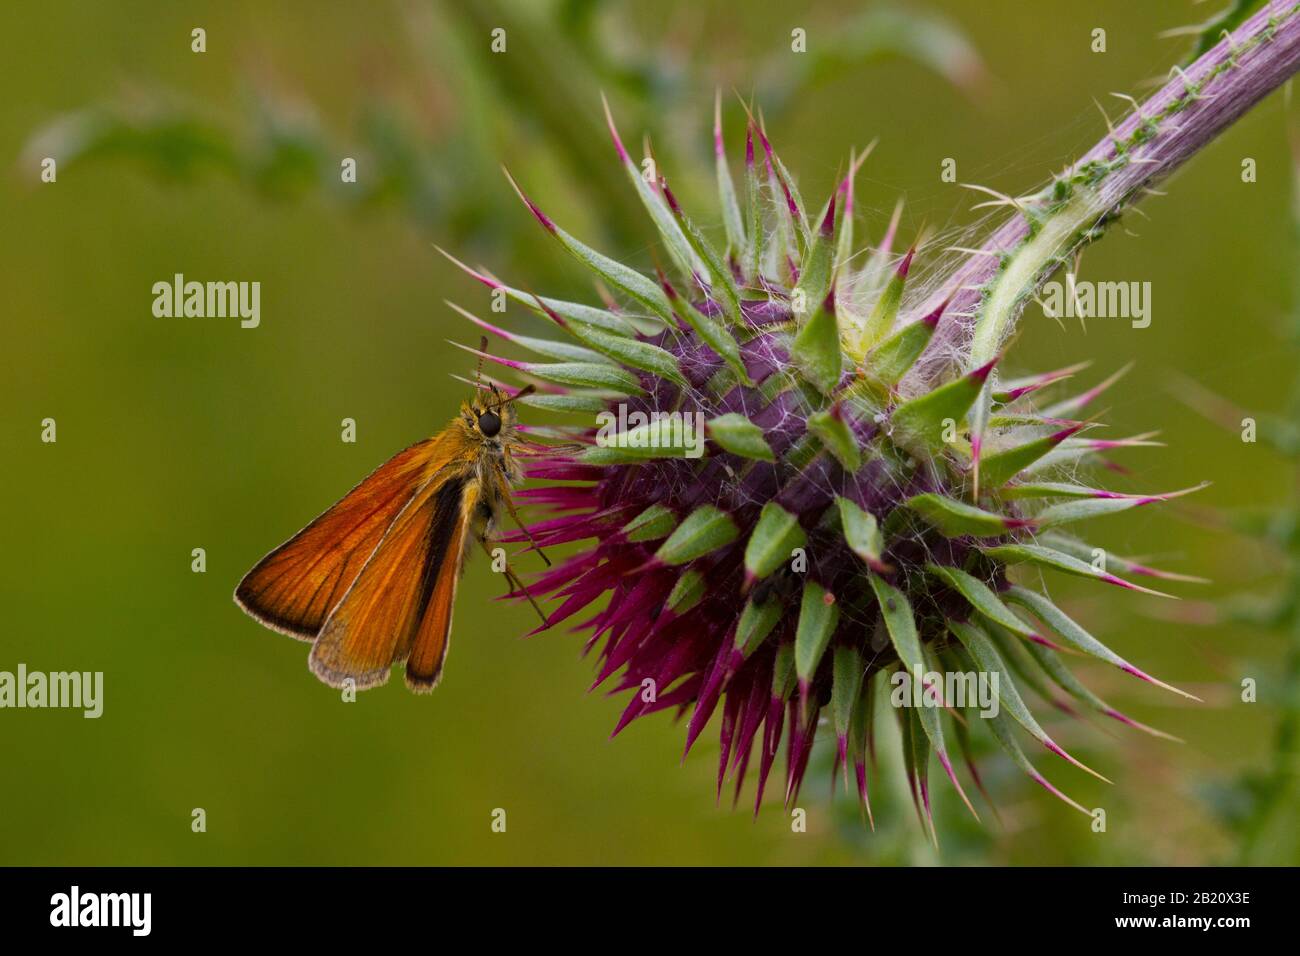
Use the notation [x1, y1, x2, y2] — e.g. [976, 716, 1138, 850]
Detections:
[502, 384, 536, 407]
[474, 335, 488, 393]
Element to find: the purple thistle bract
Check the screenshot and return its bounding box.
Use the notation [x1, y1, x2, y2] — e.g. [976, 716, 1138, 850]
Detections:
[442, 98, 1204, 832]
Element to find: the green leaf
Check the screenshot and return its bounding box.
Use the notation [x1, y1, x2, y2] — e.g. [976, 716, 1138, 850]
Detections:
[663, 184, 745, 329]
[772, 640, 797, 701]
[506, 170, 678, 327]
[981, 620, 1056, 701]
[870, 578, 977, 817]
[517, 391, 612, 415]
[1034, 496, 1149, 528]
[623, 504, 676, 543]
[1000, 481, 1115, 500]
[1038, 531, 1210, 584]
[743, 126, 764, 279]
[869, 574, 923, 673]
[744, 503, 807, 582]
[1021, 640, 1180, 741]
[792, 198, 837, 326]
[794, 580, 841, 682]
[903, 705, 936, 840]
[837, 497, 889, 572]
[666, 569, 707, 616]
[714, 96, 747, 259]
[735, 595, 785, 659]
[872, 576, 976, 816]
[654, 505, 739, 565]
[579, 446, 673, 466]
[982, 543, 1174, 597]
[860, 252, 909, 347]
[1002, 585, 1133, 669]
[764, 139, 810, 245]
[790, 296, 844, 394]
[890, 359, 994, 451]
[904, 493, 1030, 538]
[848, 675, 876, 826]
[832, 644, 865, 742]
[833, 148, 871, 290]
[897, 701, 918, 812]
[969, 380, 993, 497]
[442, 246, 646, 338]
[601, 97, 699, 281]
[447, 302, 611, 363]
[948, 618, 1110, 783]
[978, 423, 1086, 490]
[677, 300, 752, 386]
[865, 313, 938, 388]
[524, 361, 645, 395]
[561, 320, 687, 386]
[925, 563, 1040, 642]
[991, 361, 1089, 403]
[1003, 585, 1198, 699]
[522, 295, 641, 337]
[706, 414, 775, 461]
[974, 686, 1090, 816]
[807, 405, 861, 470]
[1032, 483, 1206, 529]
[582, 414, 705, 464]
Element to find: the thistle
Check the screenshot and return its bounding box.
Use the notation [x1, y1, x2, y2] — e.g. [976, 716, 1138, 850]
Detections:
[440, 1, 1300, 830]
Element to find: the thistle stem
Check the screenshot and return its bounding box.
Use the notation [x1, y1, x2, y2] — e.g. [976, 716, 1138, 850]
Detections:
[923, 0, 1300, 368]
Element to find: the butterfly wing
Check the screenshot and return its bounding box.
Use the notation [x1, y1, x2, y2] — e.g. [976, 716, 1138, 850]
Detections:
[234, 437, 447, 640]
[404, 480, 479, 692]
[308, 470, 478, 691]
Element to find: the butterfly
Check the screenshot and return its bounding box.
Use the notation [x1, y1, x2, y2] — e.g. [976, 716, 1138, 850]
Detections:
[235, 355, 547, 693]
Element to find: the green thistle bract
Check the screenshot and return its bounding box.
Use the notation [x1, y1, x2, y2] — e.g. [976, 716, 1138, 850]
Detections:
[445, 100, 1204, 831]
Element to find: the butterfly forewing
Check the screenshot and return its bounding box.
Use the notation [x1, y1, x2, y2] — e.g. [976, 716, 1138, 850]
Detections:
[308, 469, 477, 691]
[233, 438, 451, 639]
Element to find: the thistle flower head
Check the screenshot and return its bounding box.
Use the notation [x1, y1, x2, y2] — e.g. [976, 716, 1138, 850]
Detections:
[444, 99, 1204, 832]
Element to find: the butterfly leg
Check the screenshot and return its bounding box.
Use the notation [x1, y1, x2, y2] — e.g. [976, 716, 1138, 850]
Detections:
[477, 535, 549, 626]
[496, 482, 552, 567]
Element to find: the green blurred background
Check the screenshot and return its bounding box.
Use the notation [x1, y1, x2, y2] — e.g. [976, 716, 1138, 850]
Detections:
[3, 0, 1298, 865]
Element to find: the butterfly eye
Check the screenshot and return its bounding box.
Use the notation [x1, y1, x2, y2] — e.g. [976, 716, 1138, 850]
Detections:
[478, 410, 502, 437]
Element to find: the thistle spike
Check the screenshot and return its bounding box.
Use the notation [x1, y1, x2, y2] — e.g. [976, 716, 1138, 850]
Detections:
[861, 296, 947, 388]
[791, 290, 844, 395]
[793, 580, 840, 709]
[651, 505, 740, 567]
[807, 400, 862, 471]
[949, 619, 1112, 784]
[600, 93, 700, 281]
[891, 355, 998, 452]
[714, 90, 746, 262]
[743, 503, 807, 586]
[859, 246, 914, 349]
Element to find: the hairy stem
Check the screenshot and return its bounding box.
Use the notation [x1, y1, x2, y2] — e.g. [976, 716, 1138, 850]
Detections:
[919, 0, 1300, 369]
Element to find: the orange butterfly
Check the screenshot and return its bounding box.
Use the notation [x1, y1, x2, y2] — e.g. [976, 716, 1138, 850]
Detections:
[235, 370, 546, 693]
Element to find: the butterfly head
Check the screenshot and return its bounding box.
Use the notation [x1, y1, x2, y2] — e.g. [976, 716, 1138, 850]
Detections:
[462, 382, 534, 443]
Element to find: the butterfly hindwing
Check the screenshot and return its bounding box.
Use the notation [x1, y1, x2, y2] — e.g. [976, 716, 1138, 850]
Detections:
[308, 471, 476, 690]
[405, 481, 481, 692]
